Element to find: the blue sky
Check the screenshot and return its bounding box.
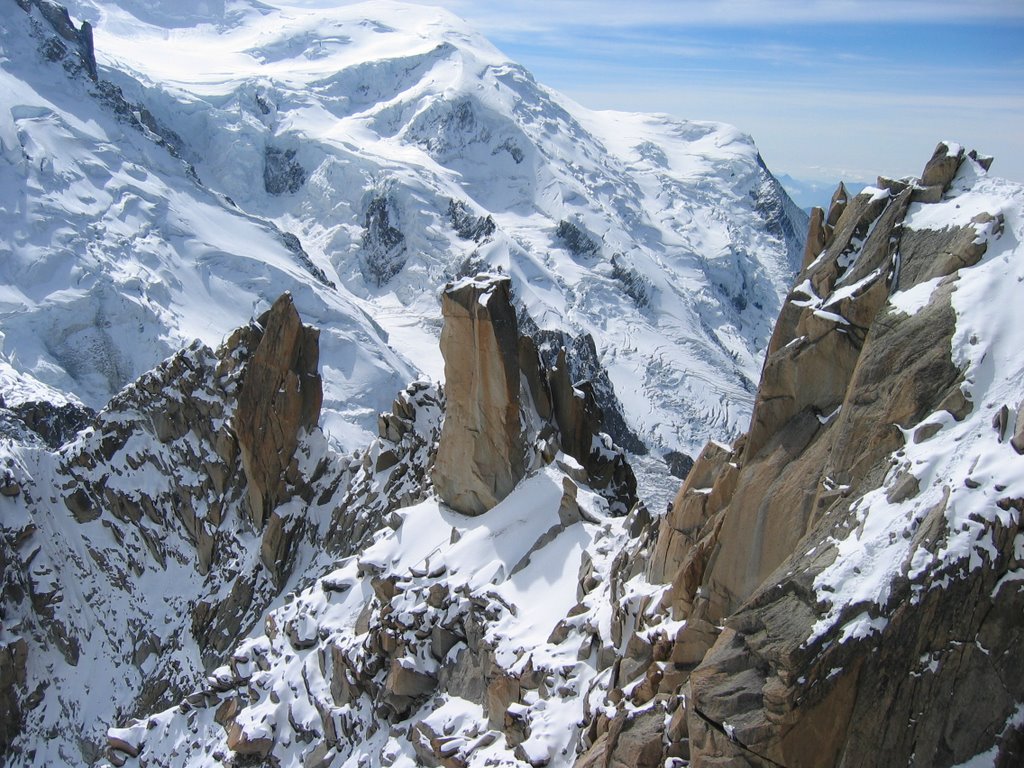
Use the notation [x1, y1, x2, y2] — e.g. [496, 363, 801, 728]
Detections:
[388, 0, 1024, 189]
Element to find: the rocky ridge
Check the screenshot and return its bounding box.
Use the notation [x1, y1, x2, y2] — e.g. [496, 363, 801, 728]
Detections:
[1, 267, 643, 765]
[93, 273, 642, 768]
[0, 293, 367, 764]
[574, 143, 1024, 767]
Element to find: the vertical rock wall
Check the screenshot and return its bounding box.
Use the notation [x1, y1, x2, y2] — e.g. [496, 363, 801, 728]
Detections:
[573, 143, 1020, 768]
[431, 274, 638, 517]
[432, 276, 526, 515]
[234, 292, 323, 531]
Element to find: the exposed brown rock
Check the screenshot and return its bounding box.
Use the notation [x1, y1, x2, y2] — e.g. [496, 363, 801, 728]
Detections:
[825, 181, 848, 232]
[636, 145, 1021, 767]
[106, 732, 141, 759]
[432, 274, 635, 515]
[64, 486, 98, 522]
[432, 275, 526, 515]
[519, 335, 553, 422]
[608, 711, 664, 768]
[1012, 400, 1024, 455]
[260, 507, 300, 589]
[968, 149, 994, 172]
[384, 659, 436, 699]
[647, 440, 734, 585]
[920, 140, 965, 190]
[226, 721, 274, 758]
[547, 350, 637, 512]
[234, 292, 322, 529]
[802, 206, 826, 270]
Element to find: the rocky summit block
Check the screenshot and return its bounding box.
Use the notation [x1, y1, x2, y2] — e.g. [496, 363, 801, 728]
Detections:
[234, 292, 323, 530]
[432, 275, 526, 515]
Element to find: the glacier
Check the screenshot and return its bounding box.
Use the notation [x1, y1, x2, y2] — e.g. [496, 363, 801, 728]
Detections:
[2, 0, 807, 504]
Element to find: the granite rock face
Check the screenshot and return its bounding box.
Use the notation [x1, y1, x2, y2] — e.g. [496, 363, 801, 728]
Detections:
[432, 274, 637, 517]
[432, 275, 526, 515]
[626, 143, 1024, 767]
[234, 292, 323, 532]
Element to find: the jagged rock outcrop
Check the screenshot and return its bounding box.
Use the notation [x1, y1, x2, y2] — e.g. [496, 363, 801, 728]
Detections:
[15, 0, 96, 80]
[433, 274, 637, 516]
[0, 294, 353, 763]
[4, 125, 1018, 768]
[0, 396, 93, 450]
[432, 275, 526, 515]
[234, 292, 323, 532]
[556, 219, 600, 258]
[545, 349, 638, 509]
[591, 143, 1024, 767]
[263, 146, 306, 195]
[660, 142, 997, 624]
[525, 323, 647, 456]
[448, 199, 496, 243]
[361, 194, 407, 287]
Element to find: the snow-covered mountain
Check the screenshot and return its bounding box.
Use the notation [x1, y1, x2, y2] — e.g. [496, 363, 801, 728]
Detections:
[2, 139, 1016, 768]
[10, 2, 1021, 768]
[1, 0, 807, 502]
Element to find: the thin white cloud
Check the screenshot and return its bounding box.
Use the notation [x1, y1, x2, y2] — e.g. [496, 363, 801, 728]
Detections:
[568, 78, 1024, 183]
[278, 0, 1024, 30]
[315, 0, 1024, 31]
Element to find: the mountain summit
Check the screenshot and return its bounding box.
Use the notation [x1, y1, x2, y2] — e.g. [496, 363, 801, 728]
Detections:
[2, 0, 807, 499]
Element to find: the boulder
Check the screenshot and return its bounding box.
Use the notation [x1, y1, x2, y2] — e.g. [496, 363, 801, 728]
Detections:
[920, 140, 965, 190]
[381, 660, 436, 718]
[226, 721, 274, 758]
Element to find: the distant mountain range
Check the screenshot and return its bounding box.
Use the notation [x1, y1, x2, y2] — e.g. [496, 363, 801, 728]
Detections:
[2, 0, 807, 506]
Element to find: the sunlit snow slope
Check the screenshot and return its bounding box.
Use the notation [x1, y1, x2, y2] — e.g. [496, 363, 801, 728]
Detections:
[3, 0, 806, 468]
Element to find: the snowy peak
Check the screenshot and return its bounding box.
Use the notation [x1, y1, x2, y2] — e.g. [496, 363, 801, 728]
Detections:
[1, 0, 416, 450]
[9, 0, 808, 473]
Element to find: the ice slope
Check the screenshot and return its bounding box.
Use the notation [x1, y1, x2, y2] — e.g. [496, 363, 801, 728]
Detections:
[11, 0, 807, 465]
[0, 0, 414, 452]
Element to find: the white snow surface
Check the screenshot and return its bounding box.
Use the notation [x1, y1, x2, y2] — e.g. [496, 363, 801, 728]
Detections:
[100, 460, 633, 768]
[2, 0, 806, 466]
